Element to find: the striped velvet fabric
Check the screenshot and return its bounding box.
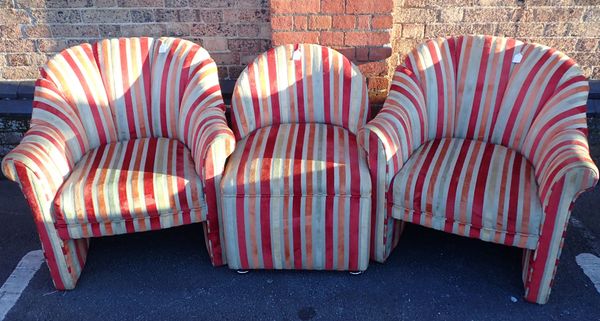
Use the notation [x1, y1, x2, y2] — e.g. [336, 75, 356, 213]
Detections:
[359, 35, 598, 304]
[390, 138, 542, 249]
[230, 43, 369, 139]
[222, 44, 372, 271]
[54, 138, 206, 240]
[221, 123, 372, 271]
[1, 37, 235, 290]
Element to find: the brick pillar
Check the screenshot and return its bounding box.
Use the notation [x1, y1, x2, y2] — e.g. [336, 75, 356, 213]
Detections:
[270, 0, 394, 104]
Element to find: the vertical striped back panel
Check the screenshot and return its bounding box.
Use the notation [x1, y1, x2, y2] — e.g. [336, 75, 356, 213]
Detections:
[405, 35, 587, 154]
[231, 44, 369, 140]
[39, 37, 220, 149]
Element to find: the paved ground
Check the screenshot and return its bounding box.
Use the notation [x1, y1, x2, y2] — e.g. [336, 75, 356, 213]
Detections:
[1, 120, 600, 320]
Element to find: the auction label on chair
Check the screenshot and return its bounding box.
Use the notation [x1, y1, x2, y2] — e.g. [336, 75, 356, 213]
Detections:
[512, 52, 523, 64]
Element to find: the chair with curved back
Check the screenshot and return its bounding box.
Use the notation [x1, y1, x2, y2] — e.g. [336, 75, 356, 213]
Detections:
[221, 44, 373, 271]
[358, 35, 598, 303]
[1, 37, 235, 289]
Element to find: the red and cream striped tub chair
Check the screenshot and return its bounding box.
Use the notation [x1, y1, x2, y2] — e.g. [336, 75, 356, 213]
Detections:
[220, 44, 372, 272]
[1, 37, 235, 289]
[358, 35, 598, 303]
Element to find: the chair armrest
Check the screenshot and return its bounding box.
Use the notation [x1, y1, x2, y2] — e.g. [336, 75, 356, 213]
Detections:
[2, 76, 89, 208]
[178, 79, 235, 266]
[1, 126, 78, 216]
[533, 129, 598, 207]
[177, 50, 236, 182]
[357, 65, 428, 187]
[187, 106, 236, 184]
[522, 75, 599, 206]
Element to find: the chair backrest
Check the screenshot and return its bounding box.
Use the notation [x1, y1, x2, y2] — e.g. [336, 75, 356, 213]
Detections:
[35, 37, 221, 150]
[403, 35, 587, 152]
[230, 44, 369, 140]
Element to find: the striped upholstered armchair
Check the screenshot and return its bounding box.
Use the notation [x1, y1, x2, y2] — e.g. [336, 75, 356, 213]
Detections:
[220, 44, 372, 272]
[358, 35, 598, 303]
[1, 37, 235, 289]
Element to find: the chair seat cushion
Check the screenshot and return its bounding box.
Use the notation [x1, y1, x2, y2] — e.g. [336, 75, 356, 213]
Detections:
[389, 138, 543, 249]
[222, 123, 371, 198]
[53, 137, 206, 239]
[220, 123, 372, 271]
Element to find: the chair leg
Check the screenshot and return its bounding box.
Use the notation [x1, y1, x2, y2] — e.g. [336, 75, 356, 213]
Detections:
[36, 223, 89, 290]
[522, 238, 565, 305]
[13, 164, 89, 290]
[521, 190, 576, 303]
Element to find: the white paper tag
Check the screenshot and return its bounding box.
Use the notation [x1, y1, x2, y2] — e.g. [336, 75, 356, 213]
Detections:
[512, 52, 523, 64]
[159, 43, 169, 53]
[292, 48, 302, 61]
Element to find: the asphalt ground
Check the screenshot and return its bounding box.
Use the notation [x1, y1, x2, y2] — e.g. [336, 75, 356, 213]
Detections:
[1, 120, 600, 320]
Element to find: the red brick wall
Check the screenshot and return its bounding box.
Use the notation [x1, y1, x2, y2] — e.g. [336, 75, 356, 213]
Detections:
[1, 0, 598, 95]
[390, 0, 600, 80]
[0, 0, 271, 81]
[271, 0, 394, 103]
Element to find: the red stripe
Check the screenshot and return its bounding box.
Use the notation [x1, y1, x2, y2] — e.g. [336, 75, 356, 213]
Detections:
[322, 47, 331, 124]
[427, 41, 445, 138]
[506, 154, 523, 236]
[34, 100, 86, 152]
[189, 59, 212, 78]
[367, 133, 381, 257]
[141, 38, 153, 135]
[532, 57, 572, 120]
[26, 127, 74, 168]
[470, 143, 495, 237]
[325, 125, 335, 269]
[292, 124, 306, 268]
[62, 50, 108, 144]
[117, 140, 136, 225]
[119, 38, 137, 138]
[235, 135, 257, 268]
[392, 67, 426, 142]
[555, 74, 585, 94]
[259, 125, 279, 269]
[445, 140, 471, 232]
[294, 51, 305, 124]
[175, 141, 191, 224]
[501, 48, 554, 146]
[183, 85, 221, 140]
[158, 39, 175, 136]
[347, 131, 361, 270]
[489, 38, 515, 135]
[412, 139, 441, 210]
[82, 147, 104, 224]
[448, 36, 459, 78]
[341, 57, 352, 130]
[266, 48, 281, 125]
[180, 43, 198, 103]
[247, 63, 262, 132]
[17, 166, 67, 289]
[143, 139, 159, 224]
[526, 177, 565, 301]
[528, 106, 585, 162]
